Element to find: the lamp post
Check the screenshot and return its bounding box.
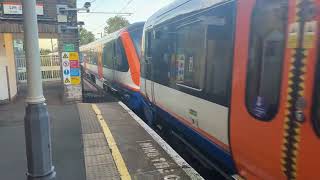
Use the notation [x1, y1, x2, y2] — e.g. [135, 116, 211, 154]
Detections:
[22, 0, 56, 179]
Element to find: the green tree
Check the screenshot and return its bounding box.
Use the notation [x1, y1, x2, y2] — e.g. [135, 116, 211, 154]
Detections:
[104, 16, 130, 35]
[79, 28, 95, 45]
[40, 49, 52, 55]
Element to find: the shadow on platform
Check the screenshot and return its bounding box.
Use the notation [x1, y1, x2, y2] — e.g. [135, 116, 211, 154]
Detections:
[0, 82, 86, 180]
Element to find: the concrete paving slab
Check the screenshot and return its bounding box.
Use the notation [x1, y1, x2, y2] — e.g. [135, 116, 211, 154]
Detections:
[0, 83, 86, 180]
[97, 102, 199, 180]
[78, 103, 120, 180]
[0, 126, 27, 180]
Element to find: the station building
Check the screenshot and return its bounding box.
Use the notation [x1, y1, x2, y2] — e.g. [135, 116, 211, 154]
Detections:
[0, 0, 80, 103]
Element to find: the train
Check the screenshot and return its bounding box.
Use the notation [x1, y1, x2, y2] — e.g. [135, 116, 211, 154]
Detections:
[81, 0, 320, 179]
[80, 22, 144, 111]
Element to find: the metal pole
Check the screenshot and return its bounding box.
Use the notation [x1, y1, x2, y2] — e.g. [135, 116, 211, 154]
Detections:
[22, 0, 56, 179]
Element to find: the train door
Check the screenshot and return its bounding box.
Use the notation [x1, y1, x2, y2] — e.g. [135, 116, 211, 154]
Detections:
[230, 0, 320, 179]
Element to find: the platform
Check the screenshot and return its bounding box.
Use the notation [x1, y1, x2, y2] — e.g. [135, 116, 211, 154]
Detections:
[0, 81, 203, 179]
[78, 101, 203, 180]
[0, 82, 86, 180]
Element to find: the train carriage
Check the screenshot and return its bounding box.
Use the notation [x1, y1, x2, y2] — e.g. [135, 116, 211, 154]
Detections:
[81, 22, 144, 110]
[140, 0, 320, 179]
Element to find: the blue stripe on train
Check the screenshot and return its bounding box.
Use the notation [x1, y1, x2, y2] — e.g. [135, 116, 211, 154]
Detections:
[141, 96, 236, 173]
[112, 83, 143, 113]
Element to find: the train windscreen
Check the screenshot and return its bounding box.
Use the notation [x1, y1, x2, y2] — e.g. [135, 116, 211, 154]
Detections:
[129, 28, 143, 58]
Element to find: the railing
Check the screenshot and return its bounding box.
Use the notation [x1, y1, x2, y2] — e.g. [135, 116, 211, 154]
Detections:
[16, 55, 61, 83]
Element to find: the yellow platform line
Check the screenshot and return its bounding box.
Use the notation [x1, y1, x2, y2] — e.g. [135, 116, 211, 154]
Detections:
[91, 104, 131, 180]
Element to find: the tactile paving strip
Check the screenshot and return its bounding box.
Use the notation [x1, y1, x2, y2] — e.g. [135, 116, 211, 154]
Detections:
[78, 103, 120, 180]
[78, 103, 102, 134]
[86, 164, 120, 180]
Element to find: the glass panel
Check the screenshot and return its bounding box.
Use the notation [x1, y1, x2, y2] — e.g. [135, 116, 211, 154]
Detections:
[175, 23, 206, 90]
[246, 0, 288, 120]
[204, 14, 234, 104]
[89, 49, 98, 65]
[103, 41, 114, 68]
[312, 58, 320, 136]
[129, 28, 143, 57]
[115, 38, 129, 72]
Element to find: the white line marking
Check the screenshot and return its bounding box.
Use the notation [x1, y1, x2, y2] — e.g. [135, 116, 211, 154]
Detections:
[118, 101, 204, 180]
[136, 140, 153, 143]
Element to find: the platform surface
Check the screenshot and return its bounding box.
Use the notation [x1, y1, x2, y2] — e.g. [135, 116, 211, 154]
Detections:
[0, 82, 86, 180]
[78, 102, 203, 180]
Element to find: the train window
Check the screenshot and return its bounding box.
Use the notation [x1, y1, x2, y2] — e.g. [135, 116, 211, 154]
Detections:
[204, 17, 235, 106]
[145, 31, 152, 59]
[142, 31, 153, 79]
[312, 55, 320, 137]
[175, 22, 206, 90]
[82, 51, 89, 63]
[89, 49, 98, 65]
[115, 38, 129, 72]
[103, 41, 114, 69]
[148, 28, 173, 86]
[246, 0, 288, 120]
[173, 2, 235, 106]
[129, 28, 143, 57]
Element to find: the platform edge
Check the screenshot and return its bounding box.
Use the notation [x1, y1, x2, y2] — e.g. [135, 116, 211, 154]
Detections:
[118, 101, 204, 180]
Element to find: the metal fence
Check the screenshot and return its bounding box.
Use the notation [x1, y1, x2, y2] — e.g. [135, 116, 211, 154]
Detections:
[16, 55, 61, 83]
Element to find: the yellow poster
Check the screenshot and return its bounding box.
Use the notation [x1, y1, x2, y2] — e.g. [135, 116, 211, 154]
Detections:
[71, 76, 81, 85]
[69, 52, 79, 61]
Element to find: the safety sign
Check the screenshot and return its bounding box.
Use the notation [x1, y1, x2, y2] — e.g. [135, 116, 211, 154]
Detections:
[63, 44, 75, 52]
[62, 51, 81, 86]
[70, 60, 80, 68]
[64, 69, 70, 75]
[69, 52, 79, 61]
[63, 61, 70, 67]
[70, 68, 80, 76]
[64, 78, 71, 84]
[62, 52, 71, 85]
[63, 67, 71, 85]
[71, 76, 81, 85]
[62, 52, 69, 59]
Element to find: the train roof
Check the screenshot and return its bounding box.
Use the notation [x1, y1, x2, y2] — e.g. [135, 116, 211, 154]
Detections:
[144, 0, 231, 29]
[80, 22, 145, 50]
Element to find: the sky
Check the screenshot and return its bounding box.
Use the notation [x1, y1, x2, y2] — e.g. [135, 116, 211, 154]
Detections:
[77, 0, 174, 37]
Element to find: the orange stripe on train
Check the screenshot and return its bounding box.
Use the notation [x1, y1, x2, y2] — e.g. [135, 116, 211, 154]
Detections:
[120, 31, 141, 87]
